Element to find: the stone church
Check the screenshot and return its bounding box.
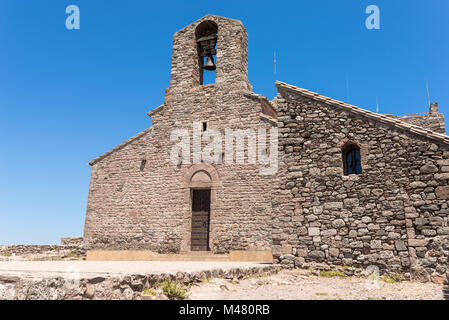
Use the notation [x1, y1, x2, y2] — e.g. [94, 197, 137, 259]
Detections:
[84, 15, 449, 280]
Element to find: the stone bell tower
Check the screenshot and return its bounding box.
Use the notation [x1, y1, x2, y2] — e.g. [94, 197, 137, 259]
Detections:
[167, 15, 252, 95]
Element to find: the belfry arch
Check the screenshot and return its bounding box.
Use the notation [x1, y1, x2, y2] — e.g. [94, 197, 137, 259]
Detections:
[195, 20, 218, 85]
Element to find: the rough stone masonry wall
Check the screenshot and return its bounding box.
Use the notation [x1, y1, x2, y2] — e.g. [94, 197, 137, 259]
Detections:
[0, 244, 87, 261]
[83, 15, 276, 254]
[84, 88, 275, 254]
[272, 90, 449, 283]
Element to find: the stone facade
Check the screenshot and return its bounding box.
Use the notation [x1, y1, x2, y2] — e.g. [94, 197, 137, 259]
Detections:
[83, 15, 448, 282]
[83, 15, 276, 253]
[273, 82, 449, 282]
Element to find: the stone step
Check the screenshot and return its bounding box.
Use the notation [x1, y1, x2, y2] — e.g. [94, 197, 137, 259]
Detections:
[86, 250, 273, 262]
[151, 253, 230, 261]
[151, 256, 230, 261]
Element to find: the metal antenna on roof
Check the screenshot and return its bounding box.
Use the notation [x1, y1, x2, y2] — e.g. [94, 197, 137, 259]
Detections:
[376, 96, 379, 113]
[426, 80, 431, 107]
[345, 73, 350, 104]
[274, 51, 277, 97]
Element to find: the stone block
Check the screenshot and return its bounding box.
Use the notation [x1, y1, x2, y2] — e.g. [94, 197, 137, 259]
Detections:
[420, 164, 438, 174]
[321, 229, 337, 237]
[308, 227, 320, 236]
[435, 173, 449, 180]
[308, 250, 325, 259]
[394, 240, 407, 251]
[436, 186, 449, 200]
[344, 198, 359, 207]
[411, 266, 430, 283]
[332, 219, 345, 228]
[329, 248, 339, 257]
[370, 240, 382, 249]
[411, 181, 427, 188]
[281, 244, 293, 255]
[408, 239, 429, 247]
[324, 202, 343, 210]
[437, 227, 449, 235]
[361, 216, 372, 224]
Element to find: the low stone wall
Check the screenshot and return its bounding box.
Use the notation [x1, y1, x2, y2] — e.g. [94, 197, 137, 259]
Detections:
[277, 255, 449, 285]
[60, 237, 84, 246]
[0, 265, 280, 300]
[277, 256, 373, 277]
[0, 244, 87, 261]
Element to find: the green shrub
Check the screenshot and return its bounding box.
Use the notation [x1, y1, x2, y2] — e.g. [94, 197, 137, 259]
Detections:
[380, 273, 404, 283]
[142, 288, 156, 296]
[2, 251, 11, 257]
[157, 280, 189, 300]
[319, 271, 348, 278]
[200, 278, 212, 285]
[315, 292, 328, 296]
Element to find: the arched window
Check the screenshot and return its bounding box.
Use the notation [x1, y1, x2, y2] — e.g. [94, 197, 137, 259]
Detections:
[195, 21, 218, 85]
[342, 143, 362, 175]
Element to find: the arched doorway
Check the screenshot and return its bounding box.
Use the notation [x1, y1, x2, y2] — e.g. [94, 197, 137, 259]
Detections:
[183, 165, 221, 252]
[190, 170, 212, 251]
[191, 189, 211, 251]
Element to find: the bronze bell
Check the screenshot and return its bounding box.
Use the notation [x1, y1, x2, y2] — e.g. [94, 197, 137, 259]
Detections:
[204, 55, 216, 71]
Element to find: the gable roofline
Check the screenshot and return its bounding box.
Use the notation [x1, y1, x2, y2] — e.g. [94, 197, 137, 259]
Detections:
[147, 104, 165, 117]
[89, 127, 153, 166]
[276, 81, 449, 146]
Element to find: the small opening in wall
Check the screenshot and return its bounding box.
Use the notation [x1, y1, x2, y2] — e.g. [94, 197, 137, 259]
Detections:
[140, 159, 147, 171]
[218, 152, 225, 164]
[342, 143, 362, 175]
[202, 122, 207, 132]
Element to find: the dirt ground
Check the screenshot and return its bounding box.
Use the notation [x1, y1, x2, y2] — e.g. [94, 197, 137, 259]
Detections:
[0, 261, 267, 279]
[188, 269, 448, 300]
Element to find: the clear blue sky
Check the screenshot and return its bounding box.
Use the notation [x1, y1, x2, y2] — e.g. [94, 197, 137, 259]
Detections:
[1, 1, 448, 244]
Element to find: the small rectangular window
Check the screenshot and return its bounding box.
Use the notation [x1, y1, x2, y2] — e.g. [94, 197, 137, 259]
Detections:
[218, 152, 224, 164]
[140, 159, 147, 171]
[342, 144, 362, 175]
[202, 122, 207, 132]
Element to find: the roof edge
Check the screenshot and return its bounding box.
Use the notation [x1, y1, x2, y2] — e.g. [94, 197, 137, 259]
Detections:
[89, 127, 153, 166]
[275, 81, 449, 146]
[147, 104, 165, 117]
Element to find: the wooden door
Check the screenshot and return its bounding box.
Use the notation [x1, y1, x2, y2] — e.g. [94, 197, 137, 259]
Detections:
[191, 189, 211, 251]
